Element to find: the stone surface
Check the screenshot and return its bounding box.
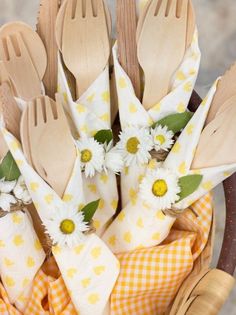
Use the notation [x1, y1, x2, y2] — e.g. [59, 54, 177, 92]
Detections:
[0, 0, 236, 314]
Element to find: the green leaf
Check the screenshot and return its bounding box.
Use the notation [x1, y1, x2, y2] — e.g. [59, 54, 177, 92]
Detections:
[81, 199, 100, 223]
[178, 175, 203, 202]
[152, 111, 194, 134]
[0, 151, 21, 181]
[94, 129, 113, 145]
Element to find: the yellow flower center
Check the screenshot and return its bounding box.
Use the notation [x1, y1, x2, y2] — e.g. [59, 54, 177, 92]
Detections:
[81, 149, 92, 163]
[126, 137, 140, 154]
[155, 135, 165, 145]
[60, 219, 75, 235]
[152, 179, 168, 197]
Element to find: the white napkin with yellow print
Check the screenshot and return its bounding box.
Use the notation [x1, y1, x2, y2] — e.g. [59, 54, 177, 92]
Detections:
[0, 210, 45, 311]
[58, 57, 119, 236]
[1, 126, 120, 315]
[103, 81, 236, 254]
[113, 29, 201, 207]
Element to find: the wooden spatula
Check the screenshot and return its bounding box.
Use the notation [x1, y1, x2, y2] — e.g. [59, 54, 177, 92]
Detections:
[137, 0, 190, 109]
[61, 0, 110, 98]
[191, 95, 236, 169]
[36, 0, 59, 99]
[206, 62, 236, 125]
[27, 95, 76, 197]
[0, 82, 21, 140]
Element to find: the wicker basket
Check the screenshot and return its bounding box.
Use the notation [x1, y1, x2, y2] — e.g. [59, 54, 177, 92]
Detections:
[167, 91, 236, 315]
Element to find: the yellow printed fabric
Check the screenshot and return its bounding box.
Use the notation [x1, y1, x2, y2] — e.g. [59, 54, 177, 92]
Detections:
[0, 194, 212, 315]
[58, 57, 119, 236]
[0, 126, 120, 315]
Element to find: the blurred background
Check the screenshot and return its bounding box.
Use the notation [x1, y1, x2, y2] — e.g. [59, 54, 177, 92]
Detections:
[0, 0, 235, 314]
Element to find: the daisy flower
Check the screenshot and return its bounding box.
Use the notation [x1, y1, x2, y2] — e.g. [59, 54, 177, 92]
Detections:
[0, 178, 17, 212]
[76, 137, 105, 178]
[103, 141, 124, 174]
[139, 168, 180, 210]
[44, 208, 89, 248]
[117, 126, 153, 166]
[13, 176, 32, 204]
[151, 125, 174, 152]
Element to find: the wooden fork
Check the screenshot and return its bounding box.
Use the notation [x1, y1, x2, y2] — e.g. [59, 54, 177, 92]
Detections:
[137, 0, 189, 109]
[62, 0, 110, 98]
[27, 95, 76, 197]
[0, 33, 42, 101]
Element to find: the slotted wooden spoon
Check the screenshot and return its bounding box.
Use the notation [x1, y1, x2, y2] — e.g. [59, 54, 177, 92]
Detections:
[137, 0, 190, 109]
[191, 95, 236, 169]
[61, 0, 110, 98]
[27, 95, 76, 197]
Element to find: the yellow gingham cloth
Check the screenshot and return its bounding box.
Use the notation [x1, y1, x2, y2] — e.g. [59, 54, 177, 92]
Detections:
[0, 193, 212, 315]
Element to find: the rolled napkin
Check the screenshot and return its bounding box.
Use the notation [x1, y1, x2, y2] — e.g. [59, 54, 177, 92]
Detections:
[58, 57, 121, 235]
[0, 210, 45, 311]
[103, 81, 236, 253]
[113, 28, 201, 207]
[110, 192, 213, 315]
[1, 127, 120, 315]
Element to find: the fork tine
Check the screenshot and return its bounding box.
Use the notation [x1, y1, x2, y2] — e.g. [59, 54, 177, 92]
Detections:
[28, 99, 37, 127]
[96, 0, 105, 18]
[36, 97, 46, 125]
[86, 0, 94, 17]
[15, 33, 28, 56]
[147, 0, 159, 16]
[179, 0, 189, 18]
[44, 96, 55, 122]
[156, 0, 168, 16]
[6, 36, 17, 60]
[65, 0, 74, 20]
[168, 0, 178, 17]
[0, 39, 8, 62]
[75, 0, 83, 19]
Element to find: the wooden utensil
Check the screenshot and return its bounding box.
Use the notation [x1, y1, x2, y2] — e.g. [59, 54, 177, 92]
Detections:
[206, 62, 236, 125]
[20, 105, 33, 165]
[0, 82, 21, 140]
[27, 95, 76, 197]
[117, 0, 141, 99]
[0, 31, 42, 100]
[137, 0, 195, 50]
[137, 0, 189, 109]
[61, 0, 110, 98]
[56, 0, 112, 52]
[191, 95, 236, 169]
[36, 0, 59, 99]
[0, 22, 47, 86]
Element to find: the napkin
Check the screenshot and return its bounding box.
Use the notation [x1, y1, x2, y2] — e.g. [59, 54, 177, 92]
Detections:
[103, 81, 236, 253]
[58, 57, 119, 235]
[1, 126, 120, 315]
[113, 29, 201, 207]
[0, 210, 45, 311]
[110, 193, 213, 315]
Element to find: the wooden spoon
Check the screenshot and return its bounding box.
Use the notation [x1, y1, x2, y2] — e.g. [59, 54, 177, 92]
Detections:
[137, 0, 195, 49]
[61, 0, 110, 98]
[0, 22, 47, 84]
[27, 95, 76, 197]
[55, 0, 112, 52]
[137, 0, 189, 109]
[191, 95, 236, 169]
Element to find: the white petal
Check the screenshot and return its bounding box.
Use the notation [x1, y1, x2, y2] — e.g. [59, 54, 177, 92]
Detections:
[0, 180, 16, 193]
[0, 193, 17, 211]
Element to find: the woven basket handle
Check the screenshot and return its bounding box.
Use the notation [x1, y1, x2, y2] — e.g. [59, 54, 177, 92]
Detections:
[189, 90, 236, 276]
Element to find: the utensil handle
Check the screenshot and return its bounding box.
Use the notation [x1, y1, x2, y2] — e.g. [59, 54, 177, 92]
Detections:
[117, 0, 141, 100]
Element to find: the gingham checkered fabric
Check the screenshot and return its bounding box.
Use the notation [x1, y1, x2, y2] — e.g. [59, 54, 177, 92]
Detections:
[0, 194, 212, 315]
